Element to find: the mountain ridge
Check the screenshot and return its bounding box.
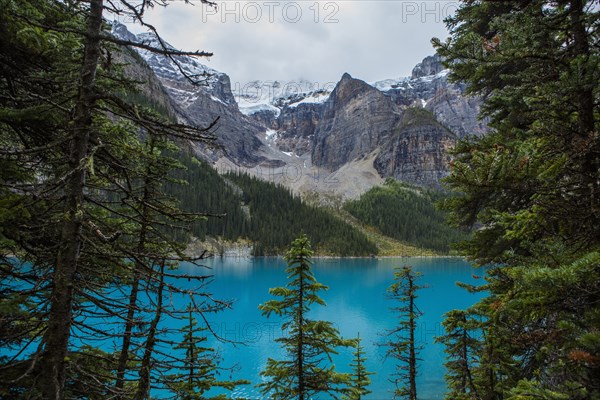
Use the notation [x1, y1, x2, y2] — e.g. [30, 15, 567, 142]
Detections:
[112, 22, 488, 199]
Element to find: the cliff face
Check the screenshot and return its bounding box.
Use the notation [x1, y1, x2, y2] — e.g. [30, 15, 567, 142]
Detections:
[311, 73, 400, 170]
[373, 54, 486, 139]
[309, 74, 455, 186]
[411, 54, 446, 78]
[275, 103, 322, 156]
[425, 85, 489, 139]
[374, 108, 455, 186]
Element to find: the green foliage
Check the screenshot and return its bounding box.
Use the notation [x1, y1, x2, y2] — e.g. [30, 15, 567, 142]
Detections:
[343, 334, 374, 400]
[168, 163, 378, 256]
[344, 178, 467, 253]
[257, 235, 354, 399]
[435, 309, 481, 399]
[166, 153, 248, 243]
[434, 0, 600, 263]
[228, 173, 378, 256]
[166, 306, 249, 399]
[383, 266, 424, 400]
[433, 0, 600, 398]
[0, 0, 228, 397]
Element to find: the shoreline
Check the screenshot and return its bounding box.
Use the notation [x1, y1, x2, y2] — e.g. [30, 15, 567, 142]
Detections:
[210, 254, 465, 260]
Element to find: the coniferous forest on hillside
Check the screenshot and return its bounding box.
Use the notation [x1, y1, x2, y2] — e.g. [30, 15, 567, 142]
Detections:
[0, 0, 599, 399]
[168, 154, 378, 256]
[344, 178, 467, 253]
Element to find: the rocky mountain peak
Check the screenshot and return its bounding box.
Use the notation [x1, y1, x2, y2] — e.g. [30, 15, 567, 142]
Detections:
[374, 107, 455, 186]
[111, 21, 226, 94]
[311, 73, 401, 171]
[329, 73, 382, 108]
[411, 54, 445, 79]
[111, 21, 137, 42]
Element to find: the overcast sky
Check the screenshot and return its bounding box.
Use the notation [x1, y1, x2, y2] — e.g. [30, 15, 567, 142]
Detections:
[121, 1, 456, 86]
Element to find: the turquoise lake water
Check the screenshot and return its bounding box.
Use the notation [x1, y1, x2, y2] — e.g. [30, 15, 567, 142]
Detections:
[172, 256, 484, 400]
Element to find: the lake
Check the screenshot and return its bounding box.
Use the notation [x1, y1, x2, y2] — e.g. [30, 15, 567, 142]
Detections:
[172, 256, 484, 400]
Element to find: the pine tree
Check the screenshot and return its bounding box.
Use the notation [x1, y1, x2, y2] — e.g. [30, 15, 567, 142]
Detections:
[383, 266, 423, 400]
[257, 234, 353, 399]
[0, 0, 223, 398]
[435, 309, 481, 400]
[166, 305, 249, 400]
[432, 1, 600, 397]
[343, 333, 374, 400]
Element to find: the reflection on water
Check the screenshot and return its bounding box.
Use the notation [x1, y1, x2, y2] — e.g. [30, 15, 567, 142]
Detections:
[176, 257, 484, 399]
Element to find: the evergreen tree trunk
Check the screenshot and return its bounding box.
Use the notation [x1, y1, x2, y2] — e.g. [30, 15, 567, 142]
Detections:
[187, 308, 195, 392]
[135, 261, 166, 400]
[40, 1, 103, 398]
[570, 0, 598, 211]
[460, 328, 468, 393]
[115, 173, 153, 396]
[356, 352, 363, 399]
[115, 267, 141, 395]
[258, 235, 353, 398]
[570, 0, 594, 136]
[384, 266, 423, 400]
[485, 344, 496, 400]
[298, 259, 305, 400]
[408, 275, 417, 400]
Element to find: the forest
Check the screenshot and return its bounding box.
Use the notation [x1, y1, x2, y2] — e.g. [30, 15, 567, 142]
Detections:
[344, 178, 467, 253]
[167, 155, 378, 256]
[1, 0, 599, 399]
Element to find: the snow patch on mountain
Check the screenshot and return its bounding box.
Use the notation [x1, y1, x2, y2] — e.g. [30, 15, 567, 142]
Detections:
[239, 103, 282, 117]
[111, 21, 224, 91]
[265, 129, 278, 142]
[370, 69, 450, 93]
[370, 77, 411, 92]
[233, 80, 334, 116]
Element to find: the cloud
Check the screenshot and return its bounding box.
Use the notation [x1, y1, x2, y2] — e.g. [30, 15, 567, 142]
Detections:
[122, 0, 453, 85]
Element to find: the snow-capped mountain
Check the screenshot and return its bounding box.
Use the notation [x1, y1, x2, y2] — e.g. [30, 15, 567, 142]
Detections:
[111, 21, 266, 166]
[112, 22, 224, 90]
[232, 55, 485, 144]
[232, 58, 451, 119]
[233, 79, 334, 116]
[112, 22, 487, 198]
[371, 69, 450, 99]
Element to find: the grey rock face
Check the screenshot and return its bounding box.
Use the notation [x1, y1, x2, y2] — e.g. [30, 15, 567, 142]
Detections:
[374, 56, 487, 140]
[309, 73, 456, 186]
[311, 73, 400, 170]
[425, 85, 489, 138]
[111, 22, 266, 166]
[276, 103, 323, 155]
[374, 108, 455, 186]
[238, 55, 487, 187]
[248, 109, 280, 130]
[113, 22, 488, 189]
[411, 54, 445, 78]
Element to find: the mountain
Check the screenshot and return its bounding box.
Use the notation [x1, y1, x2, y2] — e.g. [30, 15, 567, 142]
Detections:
[112, 22, 267, 167]
[112, 22, 488, 199]
[373, 108, 455, 185]
[373, 55, 488, 139]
